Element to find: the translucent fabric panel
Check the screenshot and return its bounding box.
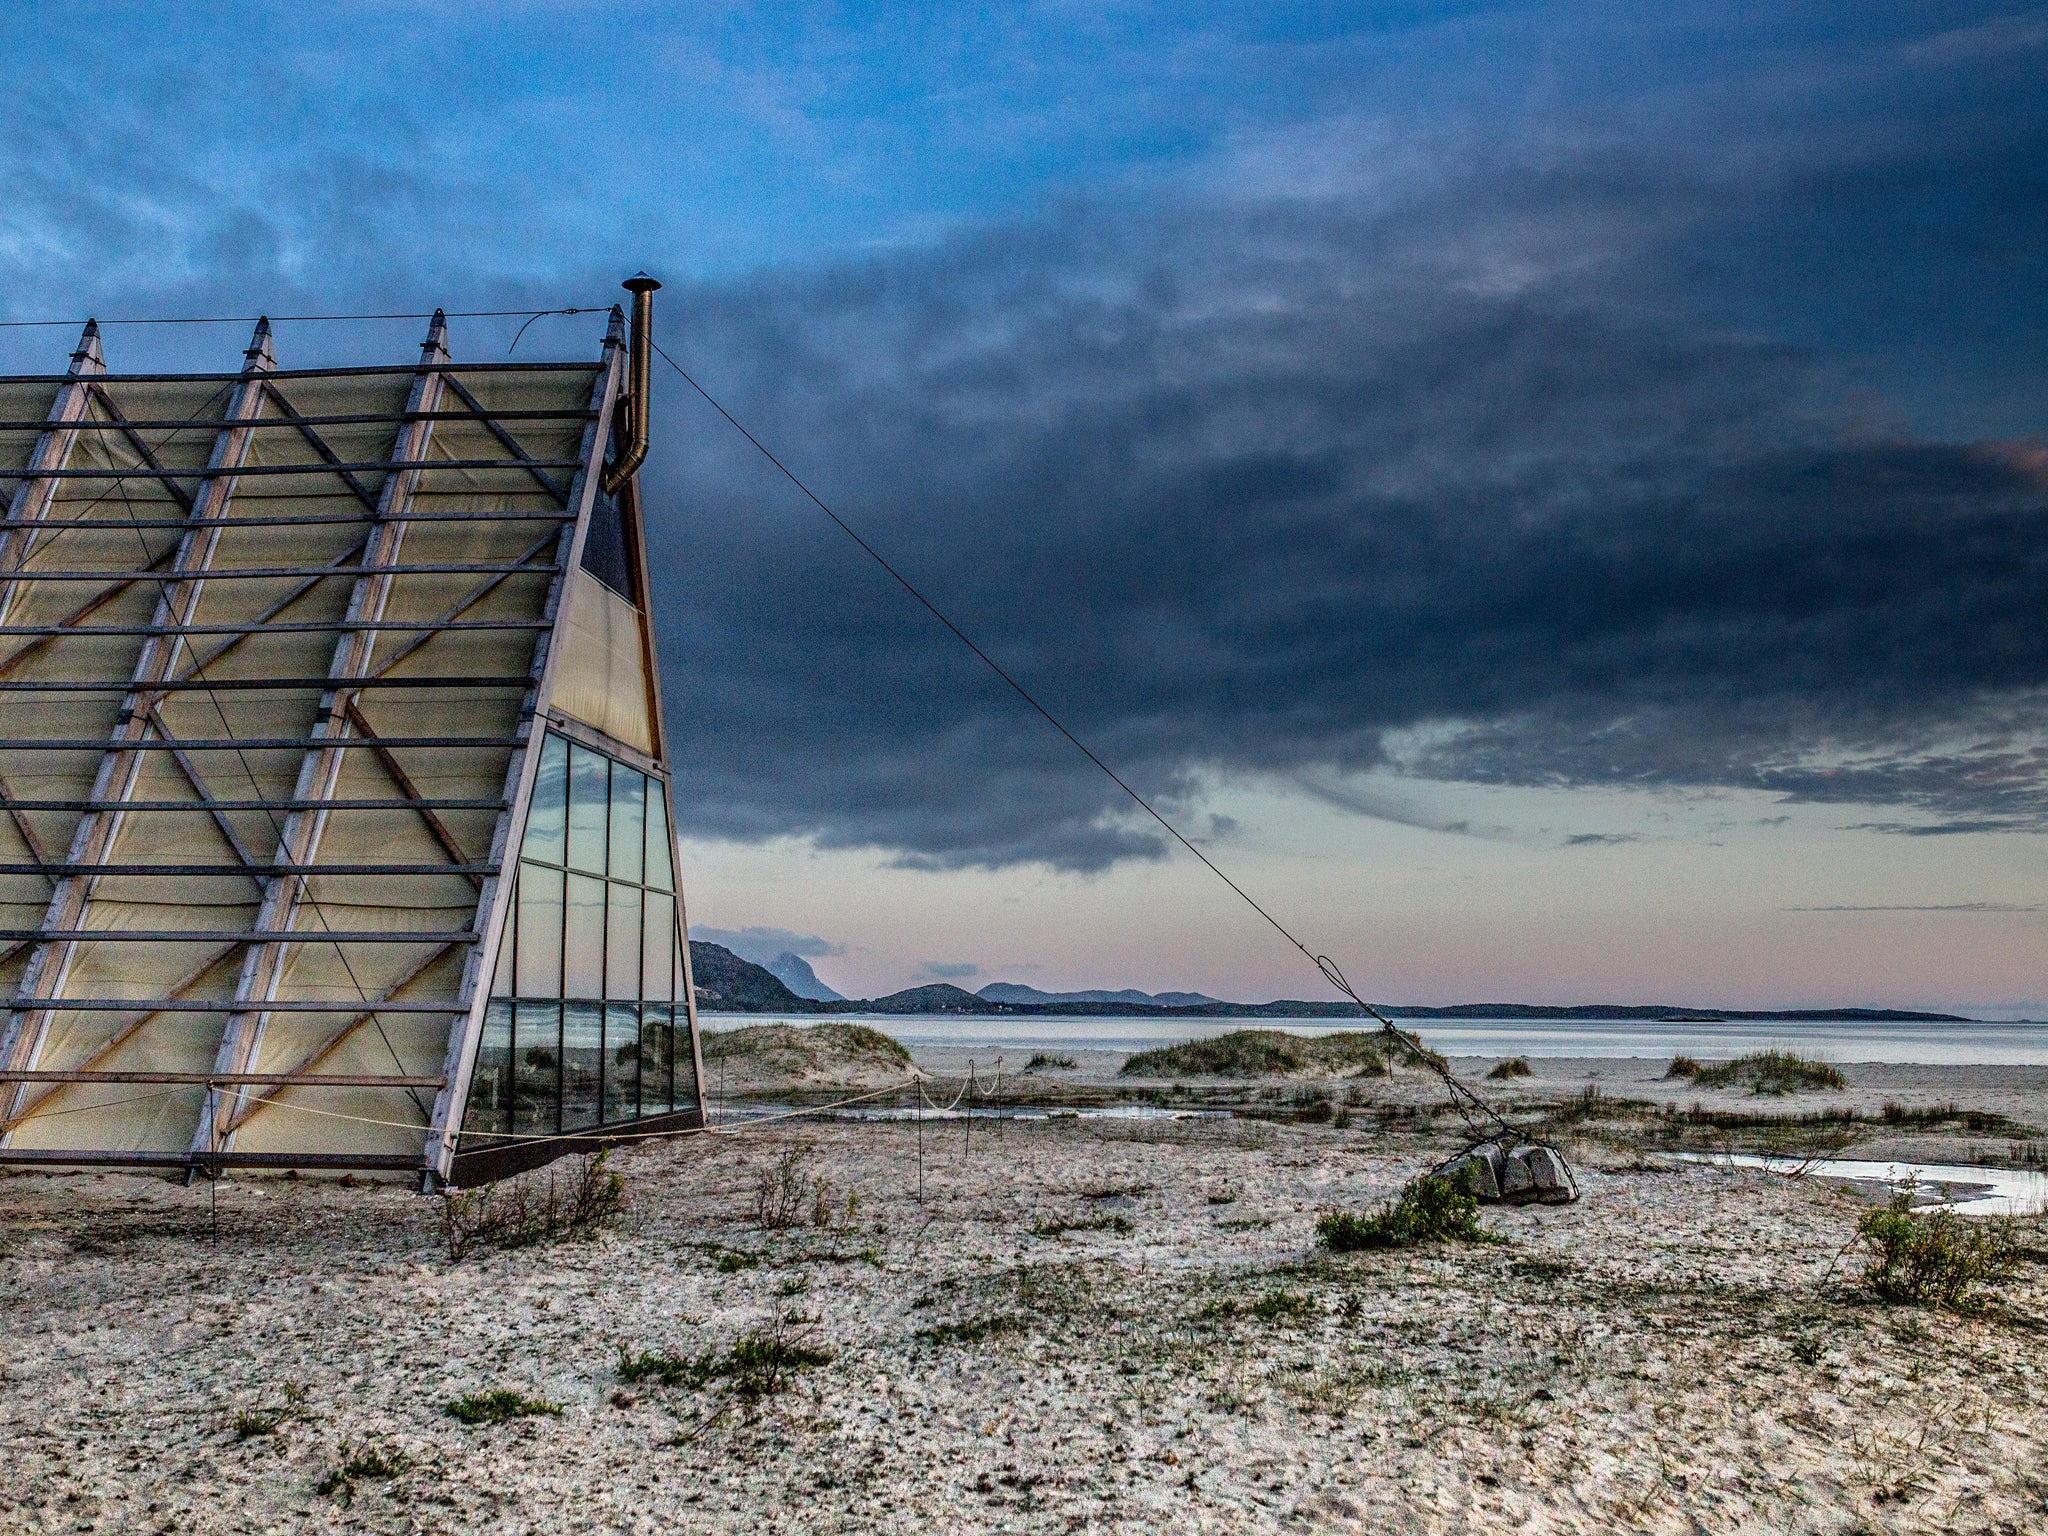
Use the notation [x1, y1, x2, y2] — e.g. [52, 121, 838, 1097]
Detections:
[641, 893, 675, 1002]
[561, 1003, 602, 1129]
[512, 1001, 560, 1137]
[606, 883, 641, 1000]
[515, 865, 563, 997]
[641, 1005, 674, 1116]
[564, 874, 605, 998]
[465, 1000, 513, 1136]
[567, 741, 609, 873]
[604, 1002, 639, 1122]
[609, 766, 645, 885]
[525, 733, 570, 866]
[645, 782, 674, 892]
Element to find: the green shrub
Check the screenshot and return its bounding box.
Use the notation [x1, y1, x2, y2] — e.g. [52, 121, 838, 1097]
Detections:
[1487, 1057, 1533, 1080]
[1025, 1053, 1077, 1071]
[1317, 1176, 1494, 1252]
[446, 1389, 562, 1426]
[1856, 1193, 2019, 1310]
[1664, 1055, 1702, 1079]
[1689, 1051, 1843, 1095]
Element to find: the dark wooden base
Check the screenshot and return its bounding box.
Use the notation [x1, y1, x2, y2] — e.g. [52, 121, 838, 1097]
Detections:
[448, 1106, 707, 1187]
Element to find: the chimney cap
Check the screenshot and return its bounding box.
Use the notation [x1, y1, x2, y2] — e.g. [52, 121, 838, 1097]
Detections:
[622, 271, 662, 294]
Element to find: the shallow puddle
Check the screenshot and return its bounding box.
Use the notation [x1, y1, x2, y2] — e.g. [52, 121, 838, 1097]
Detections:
[1680, 1152, 2048, 1215]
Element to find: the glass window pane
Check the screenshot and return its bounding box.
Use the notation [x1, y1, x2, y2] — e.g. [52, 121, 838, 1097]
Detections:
[673, 1012, 700, 1117]
[605, 1002, 640, 1122]
[524, 733, 569, 866]
[561, 1002, 602, 1130]
[641, 893, 674, 1002]
[644, 782, 673, 892]
[606, 883, 642, 999]
[464, 1000, 513, 1136]
[566, 742, 609, 873]
[515, 864, 563, 997]
[642, 1004, 674, 1116]
[512, 1001, 560, 1137]
[564, 873, 605, 998]
[609, 768, 646, 885]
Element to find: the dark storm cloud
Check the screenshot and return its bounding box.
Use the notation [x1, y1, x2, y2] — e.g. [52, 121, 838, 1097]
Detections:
[1, 7, 2040, 873]
[646, 134, 2048, 867]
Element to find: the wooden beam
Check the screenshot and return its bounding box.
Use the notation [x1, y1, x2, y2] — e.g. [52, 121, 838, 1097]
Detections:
[218, 943, 457, 1136]
[424, 304, 631, 1181]
[259, 382, 385, 515]
[0, 320, 275, 1138]
[85, 385, 197, 515]
[198, 314, 453, 1159]
[0, 322, 104, 632]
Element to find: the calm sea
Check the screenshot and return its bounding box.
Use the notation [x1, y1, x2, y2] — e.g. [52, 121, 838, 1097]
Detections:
[715, 1012, 2048, 1066]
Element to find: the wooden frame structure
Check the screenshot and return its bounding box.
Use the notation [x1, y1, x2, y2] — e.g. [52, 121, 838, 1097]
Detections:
[0, 287, 703, 1186]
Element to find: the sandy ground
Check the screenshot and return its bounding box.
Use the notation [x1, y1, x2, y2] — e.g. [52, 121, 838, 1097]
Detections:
[4, 1058, 2047, 1535]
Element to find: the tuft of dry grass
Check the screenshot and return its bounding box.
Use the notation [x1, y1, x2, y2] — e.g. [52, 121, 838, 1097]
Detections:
[441, 1150, 626, 1261]
[1122, 1029, 1396, 1080]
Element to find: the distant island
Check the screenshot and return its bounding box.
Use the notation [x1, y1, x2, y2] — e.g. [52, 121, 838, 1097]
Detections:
[686, 943, 1968, 1022]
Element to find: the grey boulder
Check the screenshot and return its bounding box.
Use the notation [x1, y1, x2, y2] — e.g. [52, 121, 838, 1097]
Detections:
[1439, 1142, 1505, 1201]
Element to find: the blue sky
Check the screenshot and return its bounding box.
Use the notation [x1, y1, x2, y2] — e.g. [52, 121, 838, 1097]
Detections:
[5, 3, 2045, 1008]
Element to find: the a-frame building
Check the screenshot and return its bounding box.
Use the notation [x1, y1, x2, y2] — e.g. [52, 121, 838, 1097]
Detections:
[0, 278, 703, 1186]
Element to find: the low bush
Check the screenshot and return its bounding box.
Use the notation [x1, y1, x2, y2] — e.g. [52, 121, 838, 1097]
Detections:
[1691, 1051, 1844, 1095]
[1317, 1175, 1494, 1252]
[446, 1389, 562, 1426]
[1664, 1055, 1702, 1079]
[1025, 1053, 1077, 1071]
[1487, 1057, 1533, 1080]
[752, 1144, 856, 1231]
[442, 1151, 626, 1260]
[1856, 1193, 2020, 1310]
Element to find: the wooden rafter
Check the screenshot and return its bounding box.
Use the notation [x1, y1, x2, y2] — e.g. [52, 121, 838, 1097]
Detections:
[197, 316, 453, 1157]
[0, 320, 275, 1134]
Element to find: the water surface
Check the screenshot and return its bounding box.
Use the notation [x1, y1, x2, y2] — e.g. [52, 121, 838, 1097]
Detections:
[712, 1012, 2048, 1066]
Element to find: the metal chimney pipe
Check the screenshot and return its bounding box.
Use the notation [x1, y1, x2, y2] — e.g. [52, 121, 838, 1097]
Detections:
[601, 272, 661, 495]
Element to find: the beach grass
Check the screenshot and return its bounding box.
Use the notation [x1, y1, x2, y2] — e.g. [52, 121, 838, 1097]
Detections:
[1121, 1028, 1395, 1079]
[1663, 1050, 1843, 1094]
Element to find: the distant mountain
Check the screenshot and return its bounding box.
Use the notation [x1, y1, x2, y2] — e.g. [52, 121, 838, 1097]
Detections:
[688, 943, 821, 1014]
[978, 982, 1224, 1007]
[685, 945, 1971, 1022]
[862, 983, 1003, 1015]
[767, 951, 845, 1002]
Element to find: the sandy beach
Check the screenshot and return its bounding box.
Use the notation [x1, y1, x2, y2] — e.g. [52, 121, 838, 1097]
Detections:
[4, 1048, 2044, 1534]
